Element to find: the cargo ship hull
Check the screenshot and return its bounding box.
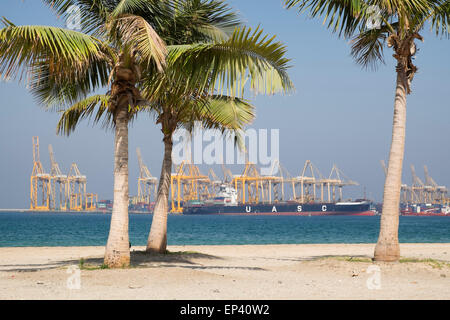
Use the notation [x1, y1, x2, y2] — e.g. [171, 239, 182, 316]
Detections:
[400, 204, 450, 216]
[182, 202, 376, 216]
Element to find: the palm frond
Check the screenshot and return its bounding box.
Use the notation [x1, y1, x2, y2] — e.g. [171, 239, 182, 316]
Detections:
[112, 0, 156, 17]
[429, 0, 450, 37]
[56, 94, 111, 135]
[0, 22, 108, 82]
[169, 0, 242, 42]
[350, 23, 395, 69]
[198, 95, 255, 131]
[284, 0, 366, 38]
[110, 14, 167, 71]
[178, 95, 255, 153]
[284, 0, 432, 38]
[166, 26, 294, 98]
[42, 0, 112, 35]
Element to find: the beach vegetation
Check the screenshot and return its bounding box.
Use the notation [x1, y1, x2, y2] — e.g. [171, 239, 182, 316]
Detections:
[399, 257, 450, 269]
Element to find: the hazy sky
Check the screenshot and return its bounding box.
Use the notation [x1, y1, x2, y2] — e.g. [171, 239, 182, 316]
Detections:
[0, 0, 449, 208]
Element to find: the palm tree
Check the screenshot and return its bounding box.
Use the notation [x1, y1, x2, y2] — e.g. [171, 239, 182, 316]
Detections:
[142, 2, 294, 253]
[284, 0, 450, 261]
[0, 0, 167, 268]
[34, 0, 293, 256]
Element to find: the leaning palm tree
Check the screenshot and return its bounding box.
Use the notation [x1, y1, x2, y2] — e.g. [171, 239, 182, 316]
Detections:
[284, 0, 450, 261]
[0, 1, 168, 268]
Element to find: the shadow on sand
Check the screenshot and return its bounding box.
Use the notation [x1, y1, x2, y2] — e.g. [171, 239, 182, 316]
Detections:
[0, 250, 251, 272]
[0, 251, 377, 273]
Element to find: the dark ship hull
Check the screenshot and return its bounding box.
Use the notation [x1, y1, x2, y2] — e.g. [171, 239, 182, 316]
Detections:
[182, 201, 376, 216]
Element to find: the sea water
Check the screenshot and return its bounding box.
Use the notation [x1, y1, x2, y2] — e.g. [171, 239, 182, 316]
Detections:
[0, 212, 449, 247]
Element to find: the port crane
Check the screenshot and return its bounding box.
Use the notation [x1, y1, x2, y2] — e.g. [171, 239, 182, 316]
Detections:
[380, 161, 448, 205]
[291, 160, 322, 203]
[221, 164, 234, 184]
[68, 163, 87, 211]
[208, 168, 223, 197]
[232, 162, 266, 204]
[136, 148, 158, 204]
[423, 166, 448, 204]
[85, 193, 98, 211]
[48, 144, 68, 211]
[261, 160, 291, 203]
[380, 160, 410, 203]
[410, 165, 425, 204]
[326, 164, 359, 202]
[30, 136, 51, 211]
[170, 160, 210, 213]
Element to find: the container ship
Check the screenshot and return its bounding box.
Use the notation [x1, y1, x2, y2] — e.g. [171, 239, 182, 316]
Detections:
[400, 203, 450, 216]
[182, 185, 377, 216]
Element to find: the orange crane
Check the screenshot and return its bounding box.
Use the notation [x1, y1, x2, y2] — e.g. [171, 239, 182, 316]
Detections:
[30, 136, 51, 211]
[48, 144, 68, 211]
[232, 162, 267, 204]
[85, 193, 98, 211]
[410, 165, 425, 203]
[170, 160, 210, 213]
[136, 147, 158, 204]
[68, 163, 86, 211]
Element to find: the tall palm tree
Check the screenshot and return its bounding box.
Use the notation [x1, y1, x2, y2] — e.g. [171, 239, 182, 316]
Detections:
[0, 0, 167, 268]
[143, 2, 294, 253]
[44, 0, 293, 255]
[284, 0, 450, 261]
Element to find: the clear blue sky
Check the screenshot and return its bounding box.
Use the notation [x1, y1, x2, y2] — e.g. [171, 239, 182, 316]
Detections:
[1, 0, 449, 208]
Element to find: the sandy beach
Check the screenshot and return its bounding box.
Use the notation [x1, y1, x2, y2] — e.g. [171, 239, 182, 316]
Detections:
[0, 243, 449, 300]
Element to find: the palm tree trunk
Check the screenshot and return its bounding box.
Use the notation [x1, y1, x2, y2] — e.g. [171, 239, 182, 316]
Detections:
[374, 64, 408, 262]
[104, 103, 130, 267]
[146, 133, 173, 253]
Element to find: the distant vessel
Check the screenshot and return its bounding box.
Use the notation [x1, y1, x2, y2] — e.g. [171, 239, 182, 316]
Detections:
[182, 185, 377, 216]
[401, 203, 450, 216]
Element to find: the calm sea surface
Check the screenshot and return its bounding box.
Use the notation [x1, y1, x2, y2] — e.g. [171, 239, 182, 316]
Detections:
[0, 212, 449, 247]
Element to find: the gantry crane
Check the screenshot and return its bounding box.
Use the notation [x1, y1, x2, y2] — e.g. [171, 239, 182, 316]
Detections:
[232, 162, 269, 204]
[221, 164, 234, 184]
[170, 160, 210, 213]
[410, 165, 425, 203]
[291, 160, 319, 203]
[326, 164, 359, 202]
[68, 163, 86, 211]
[85, 193, 98, 211]
[424, 165, 448, 204]
[261, 160, 291, 203]
[136, 147, 158, 204]
[208, 168, 223, 197]
[30, 136, 51, 211]
[48, 144, 68, 211]
[380, 159, 410, 203]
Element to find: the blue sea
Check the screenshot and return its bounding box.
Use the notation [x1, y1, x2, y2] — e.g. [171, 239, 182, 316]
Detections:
[0, 212, 449, 247]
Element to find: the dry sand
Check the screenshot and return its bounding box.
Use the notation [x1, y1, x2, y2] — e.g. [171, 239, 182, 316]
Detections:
[0, 243, 449, 300]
